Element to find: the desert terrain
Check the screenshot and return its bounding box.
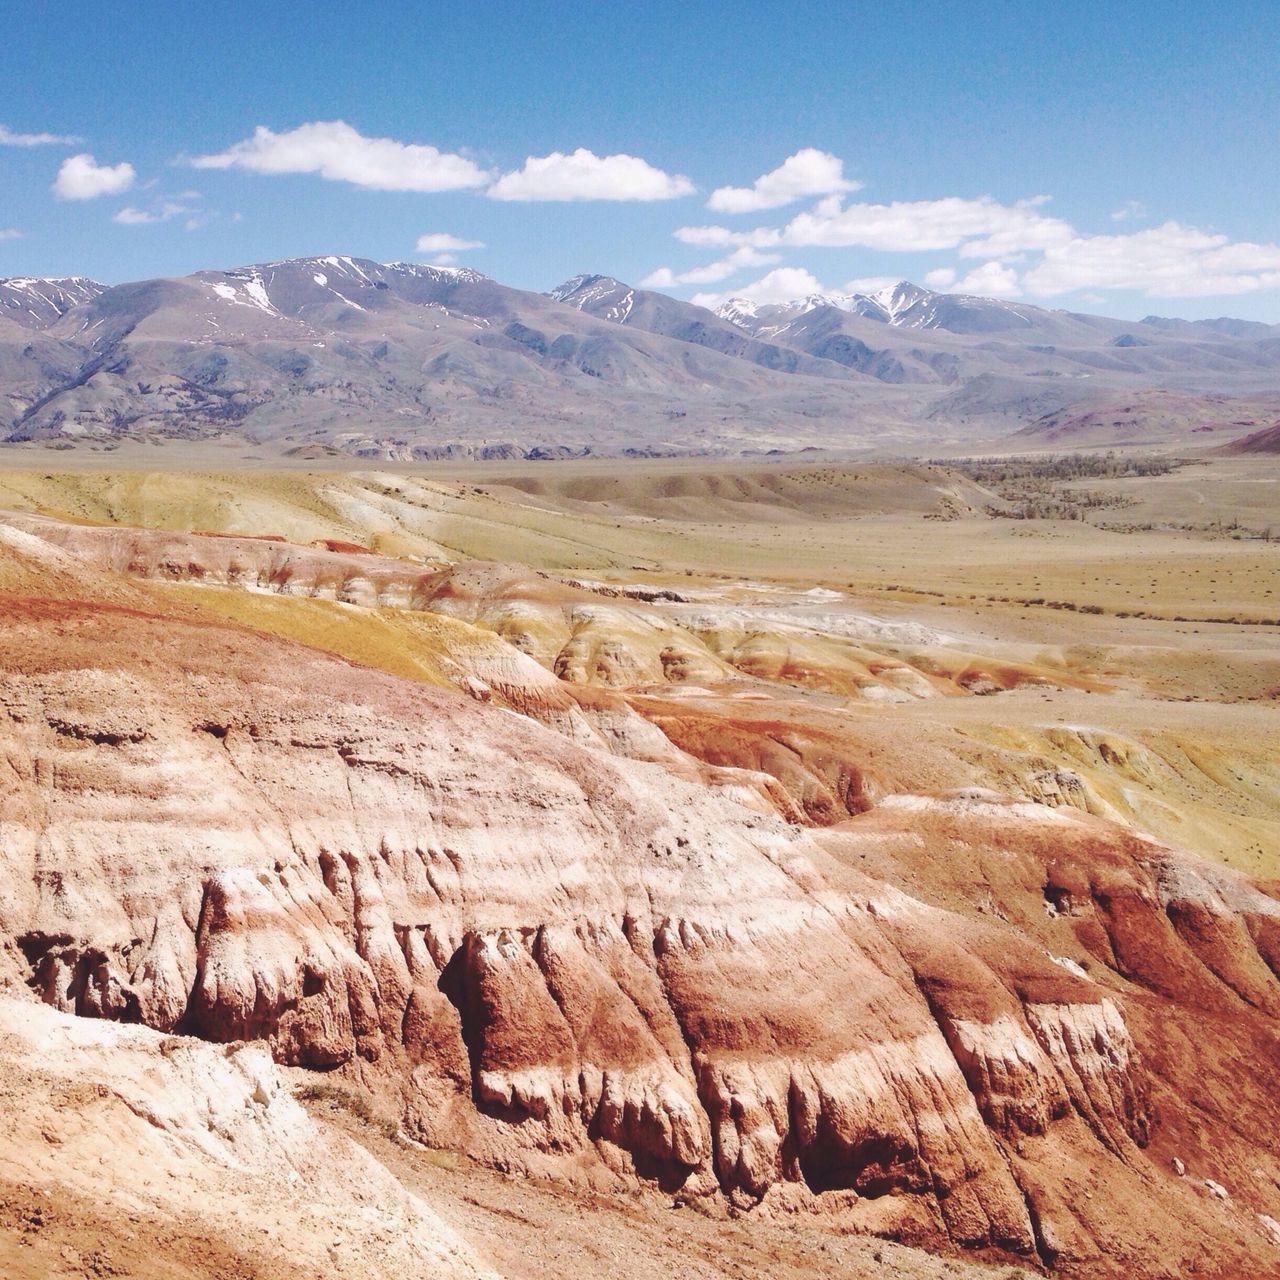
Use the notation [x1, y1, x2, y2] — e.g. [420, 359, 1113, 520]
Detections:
[1, 449, 1277, 1279]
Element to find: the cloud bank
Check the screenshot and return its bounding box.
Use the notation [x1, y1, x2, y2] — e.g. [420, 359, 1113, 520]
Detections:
[672, 186, 1280, 303]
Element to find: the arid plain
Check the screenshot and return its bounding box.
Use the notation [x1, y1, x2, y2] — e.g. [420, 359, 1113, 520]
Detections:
[1, 448, 1278, 1279]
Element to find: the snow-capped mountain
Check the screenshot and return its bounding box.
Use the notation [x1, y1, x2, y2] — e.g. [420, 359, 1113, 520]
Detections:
[0, 276, 106, 329]
[549, 273, 637, 323]
[0, 256, 882, 454]
[548, 273, 858, 379]
[715, 281, 1047, 335]
[3, 258, 1279, 456]
[188, 256, 491, 321]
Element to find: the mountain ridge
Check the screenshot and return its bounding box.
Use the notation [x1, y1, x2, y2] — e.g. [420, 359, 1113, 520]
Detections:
[3, 258, 1280, 456]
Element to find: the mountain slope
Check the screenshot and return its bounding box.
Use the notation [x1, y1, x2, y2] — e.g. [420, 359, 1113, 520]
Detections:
[0, 275, 105, 329]
[550, 273, 864, 379]
[715, 281, 1117, 338]
[707, 282, 1280, 428]
[2, 257, 897, 455]
[1217, 420, 1280, 452]
[3, 261, 1280, 455]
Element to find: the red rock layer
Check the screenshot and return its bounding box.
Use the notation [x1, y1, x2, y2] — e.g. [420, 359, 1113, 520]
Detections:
[1, 595, 1278, 1277]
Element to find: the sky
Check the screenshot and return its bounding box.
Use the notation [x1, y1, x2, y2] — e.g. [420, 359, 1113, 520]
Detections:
[3, 0, 1280, 320]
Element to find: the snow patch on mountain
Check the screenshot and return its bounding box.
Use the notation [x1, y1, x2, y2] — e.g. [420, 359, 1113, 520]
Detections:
[207, 269, 281, 316]
[0, 275, 106, 329]
[549, 274, 636, 324]
[714, 280, 1043, 334]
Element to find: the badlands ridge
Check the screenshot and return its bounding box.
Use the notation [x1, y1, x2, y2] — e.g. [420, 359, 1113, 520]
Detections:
[0, 456, 1277, 1278]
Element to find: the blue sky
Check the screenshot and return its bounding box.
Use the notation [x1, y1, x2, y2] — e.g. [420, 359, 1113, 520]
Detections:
[3, 0, 1279, 319]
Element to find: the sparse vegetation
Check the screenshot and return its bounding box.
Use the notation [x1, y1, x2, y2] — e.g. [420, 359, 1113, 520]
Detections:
[294, 1080, 403, 1140]
[950, 453, 1179, 483]
[944, 453, 1180, 522]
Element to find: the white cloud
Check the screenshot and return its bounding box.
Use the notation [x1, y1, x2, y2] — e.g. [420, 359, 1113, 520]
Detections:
[841, 275, 900, 294]
[53, 153, 136, 200]
[1022, 222, 1280, 297]
[191, 120, 491, 193]
[954, 261, 1023, 297]
[431, 253, 458, 266]
[782, 194, 1069, 253]
[673, 222, 781, 249]
[0, 123, 80, 147]
[639, 267, 677, 288]
[113, 200, 190, 225]
[675, 195, 1070, 259]
[690, 266, 829, 310]
[679, 185, 1280, 302]
[415, 232, 484, 253]
[640, 246, 779, 288]
[706, 148, 860, 214]
[0, 228, 22, 241]
[488, 148, 693, 201]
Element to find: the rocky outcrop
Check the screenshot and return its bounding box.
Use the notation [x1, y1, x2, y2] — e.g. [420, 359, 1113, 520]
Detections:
[2, 593, 1279, 1277]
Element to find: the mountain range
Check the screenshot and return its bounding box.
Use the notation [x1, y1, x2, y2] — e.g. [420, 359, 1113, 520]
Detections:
[2, 259, 1278, 457]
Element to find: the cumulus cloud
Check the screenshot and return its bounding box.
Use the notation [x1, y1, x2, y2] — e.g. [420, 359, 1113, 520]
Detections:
[841, 275, 901, 294]
[954, 261, 1023, 297]
[690, 266, 829, 310]
[1023, 222, 1280, 297]
[640, 246, 780, 288]
[676, 186, 1280, 303]
[781, 195, 1067, 253]
[191, 121, 491, 193]
[53, 153, 136, 200]
[487, 148, 693, 201]
[706, 148, 860, 214]
[415, 232, 484, 253]
[675, 195, 1067, 257]
[0, 123, 80, 147]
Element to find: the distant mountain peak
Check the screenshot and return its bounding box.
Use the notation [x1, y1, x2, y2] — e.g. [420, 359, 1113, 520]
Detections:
[382, 259, 489, 284]
[549, 273, 623, 301]
[866, 280, 933, 317]
[711, 281, 941, 332]
[712, 280, 1050, 335]
[548, 274, 636, 322]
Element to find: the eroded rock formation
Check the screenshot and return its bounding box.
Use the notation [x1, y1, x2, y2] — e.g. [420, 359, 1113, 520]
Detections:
[2, 587, 1279, 1278]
